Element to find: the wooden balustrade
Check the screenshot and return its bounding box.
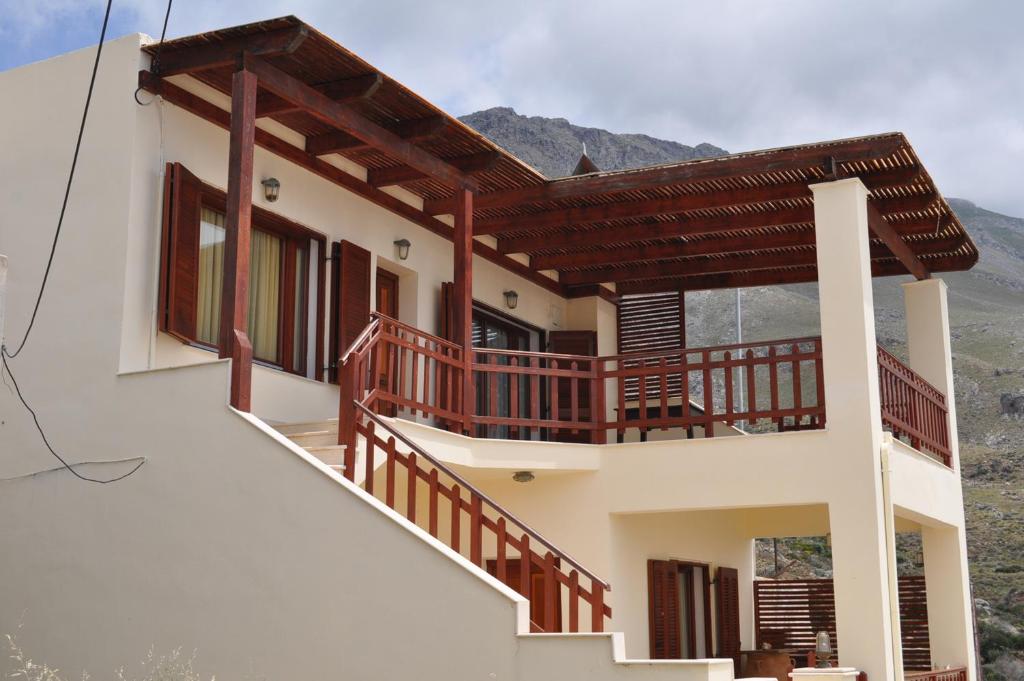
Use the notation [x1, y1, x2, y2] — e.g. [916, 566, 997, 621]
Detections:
[877, 345, 952, 466]
[352, 404, 611, 633]
[904, 668, 967, 681]
[339, 316, 951, 469]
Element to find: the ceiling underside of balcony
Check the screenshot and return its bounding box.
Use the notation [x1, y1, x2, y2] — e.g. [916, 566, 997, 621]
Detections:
[144, 15, 979, 297]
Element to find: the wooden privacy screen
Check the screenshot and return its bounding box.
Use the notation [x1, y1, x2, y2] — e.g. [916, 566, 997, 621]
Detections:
[617, 292, 685, 402]
[754, 576, 931, 671]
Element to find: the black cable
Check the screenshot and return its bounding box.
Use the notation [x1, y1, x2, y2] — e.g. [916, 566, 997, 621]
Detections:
[1, 354, 145, 484]
[134, 0, 174, 105]
[1, 0, 142, 484]
[2, 0, 114, 360]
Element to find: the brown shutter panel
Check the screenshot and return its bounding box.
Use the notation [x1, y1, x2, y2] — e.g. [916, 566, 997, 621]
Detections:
[715, 566, 741, 661]
[648, 559, 682, 659]
[617, 291, 685, 401]
[159, 162, 203, 342]
[336, 240, 372, 354]
[439, 281, 456, 342]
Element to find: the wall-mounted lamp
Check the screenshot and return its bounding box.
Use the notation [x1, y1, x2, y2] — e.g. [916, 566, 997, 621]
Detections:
[503, 290, 519, 310]
[394, 238, 411, 261]
[261, 177, 281, 202]
[815, 630, 833, 668]
[512, 471, 535, 483]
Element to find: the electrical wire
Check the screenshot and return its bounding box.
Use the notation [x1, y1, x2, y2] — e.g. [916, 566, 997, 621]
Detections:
[134, 0, 174, 105]
[1, 354, 145, 484]
[2, 0, 114, 360]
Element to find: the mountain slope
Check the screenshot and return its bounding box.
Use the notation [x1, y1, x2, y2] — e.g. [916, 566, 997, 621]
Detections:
[459, 107, 726, 178]
[461, 107, 1024, 673]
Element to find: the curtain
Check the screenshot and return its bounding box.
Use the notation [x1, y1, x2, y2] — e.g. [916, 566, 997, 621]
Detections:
[196, 207, 282, 363]
[196, 208, 225, 346]
[248, 229, 282, 362]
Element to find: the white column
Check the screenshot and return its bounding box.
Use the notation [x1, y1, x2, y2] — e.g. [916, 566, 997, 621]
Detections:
[904, 278, 977, 679]
[811, 178, 898, 681]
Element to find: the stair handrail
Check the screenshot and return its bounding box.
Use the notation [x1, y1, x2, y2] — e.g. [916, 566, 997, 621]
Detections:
[355, 401, 611, 591]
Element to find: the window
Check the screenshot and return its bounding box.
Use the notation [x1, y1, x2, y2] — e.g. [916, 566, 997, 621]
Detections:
[160, 162, 325, 378]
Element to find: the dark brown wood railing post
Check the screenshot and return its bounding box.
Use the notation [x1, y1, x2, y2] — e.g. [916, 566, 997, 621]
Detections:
[453, 187, 475, 435]
[219, 63, 258, 411]
[338, 354, 357, 455]
[592, 361, 607, 444]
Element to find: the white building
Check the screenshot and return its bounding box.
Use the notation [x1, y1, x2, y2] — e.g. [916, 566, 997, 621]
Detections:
[0, 16, 980, 681]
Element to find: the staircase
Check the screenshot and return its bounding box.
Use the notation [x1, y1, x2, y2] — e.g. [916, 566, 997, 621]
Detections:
[273, 408, 611, 634]
[275, 418, 346, 474]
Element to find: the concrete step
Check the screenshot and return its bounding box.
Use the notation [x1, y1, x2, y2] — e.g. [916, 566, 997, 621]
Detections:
[274, 418, 338, 436]
[287, 431, 338, 448]
[304, 445, 347, 466]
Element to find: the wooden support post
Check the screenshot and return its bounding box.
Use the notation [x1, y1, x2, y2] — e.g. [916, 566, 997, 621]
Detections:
[219, 66, 258, 412]
[453, 188, 475, 434]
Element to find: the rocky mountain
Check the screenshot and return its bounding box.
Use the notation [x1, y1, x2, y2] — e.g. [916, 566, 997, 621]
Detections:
[462, 108, 1024, 677]
[459, 107, 726, 177]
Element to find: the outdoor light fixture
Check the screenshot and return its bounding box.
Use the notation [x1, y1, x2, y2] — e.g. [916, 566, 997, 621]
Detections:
[815, 630, 833, 668]
[261, 177, 281, 202]
[394, 238, 411, 261]
[504, 290, 519, 310]
[512, 471, 535, 483]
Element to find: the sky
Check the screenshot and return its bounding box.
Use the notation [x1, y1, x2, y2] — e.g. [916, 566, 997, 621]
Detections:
[1, 0, 1021, 218]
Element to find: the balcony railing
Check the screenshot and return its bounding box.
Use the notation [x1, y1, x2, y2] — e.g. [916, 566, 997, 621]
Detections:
[338, 314, 951, 467]
[904, 668, 968, 681]
[877, 345, 952, 466]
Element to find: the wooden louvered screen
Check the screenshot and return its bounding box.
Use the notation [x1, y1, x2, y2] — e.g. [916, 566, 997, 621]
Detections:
[716, 566, 741, 660]
[898, 575, 932, 671]
[754, 576, 931, 670]
[617, 292, 685, 401]
[648, 559, 682, 659]
[159, 162, 203, 342]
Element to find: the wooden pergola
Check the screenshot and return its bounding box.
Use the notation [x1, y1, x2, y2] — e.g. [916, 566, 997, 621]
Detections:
[140, 16, 978, 411]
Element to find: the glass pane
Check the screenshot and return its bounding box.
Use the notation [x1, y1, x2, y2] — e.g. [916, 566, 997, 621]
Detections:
[248, 229, 282, 362]
[194, 207, 283, 364]
[292, 246, 308, 371]
[196, 208, 226, 346]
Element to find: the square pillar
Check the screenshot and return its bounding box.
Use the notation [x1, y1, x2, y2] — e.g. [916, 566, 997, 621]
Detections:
[452, 188, 475, 433]
[904, 279, 977, 679]
[921, 525, 978, 679]
[810, 178, 898, 681]
[218, 67, 257, 411]
[903, 278, 961, 470]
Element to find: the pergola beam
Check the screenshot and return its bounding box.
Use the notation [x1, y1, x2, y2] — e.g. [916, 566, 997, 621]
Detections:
[474, 167, 925, 236]
[533, 232, 964, 271]
[561, 250, 821, 286]
[153, 26, 308, 77]
[255, 73, 382, 117]
[368, 151, 501, 187]
[305, 115, 449, 156]
[867, 201, 930, 280]
[244, 56, 476, 191]
[424, 137, 908, 214]
[497, 204, 942, 256]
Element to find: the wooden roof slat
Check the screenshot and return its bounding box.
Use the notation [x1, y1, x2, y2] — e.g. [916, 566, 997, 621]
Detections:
[368, 151, 501, 187]
[868, 201, 930, 280]
[256, 72, 382, 117]
[306, 115, 449, 155]
[424, 135, 907, 215]
[244, 56, 476, 191]
[154, 25, 309, 77]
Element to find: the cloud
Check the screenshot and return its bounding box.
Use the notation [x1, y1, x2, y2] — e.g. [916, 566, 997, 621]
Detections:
[2, 0, 1021, 216]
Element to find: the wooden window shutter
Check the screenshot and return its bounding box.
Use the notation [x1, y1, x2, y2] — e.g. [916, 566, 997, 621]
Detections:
[159, 162, 203, 342]
[648, 559, 682, 659]
[335, 239, 372, 355]
[618, 292, 685, 401]
[715, 566, 741, 660]
[439, 281, 456, 342]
